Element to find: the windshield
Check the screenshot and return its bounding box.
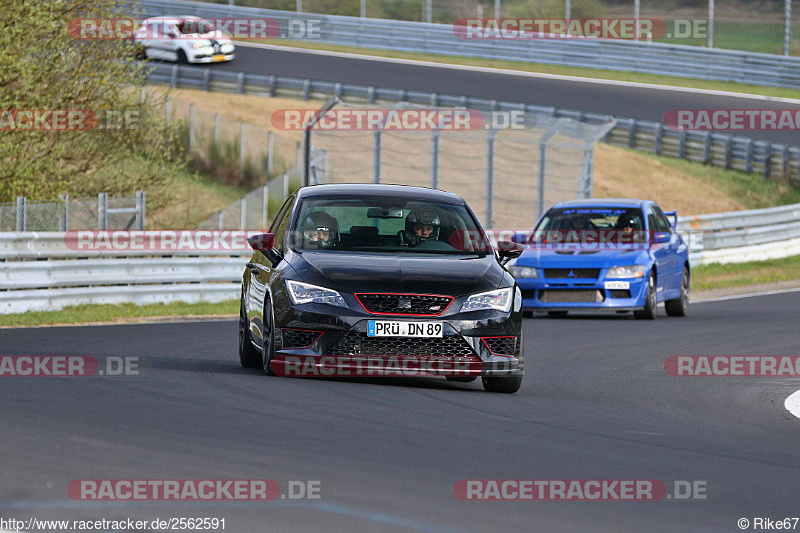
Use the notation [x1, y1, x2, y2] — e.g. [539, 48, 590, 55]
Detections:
[292, 197, 492, 255]
[533, 207, 644, 236]
[178, 20, 214, 34]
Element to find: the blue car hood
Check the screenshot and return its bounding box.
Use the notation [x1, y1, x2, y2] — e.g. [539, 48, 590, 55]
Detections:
[514, 247, 651, 269]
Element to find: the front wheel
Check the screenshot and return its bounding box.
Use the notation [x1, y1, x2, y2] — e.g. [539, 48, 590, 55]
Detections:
[634, 271, 657, 320]
[482, 374, 523, 394]
[176, 49, 188, 64]
[262, 298, 278, 376]
[665, 267, 690, 317]
[239, 297, 261, 368]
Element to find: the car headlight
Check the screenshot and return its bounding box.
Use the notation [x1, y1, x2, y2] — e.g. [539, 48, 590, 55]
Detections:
[606, 265, 648, 279]
[286, 280, 347, 308]
[460, 288, 513, 313]
[192, 41, 211, 49]
[508, 266, 538, 278]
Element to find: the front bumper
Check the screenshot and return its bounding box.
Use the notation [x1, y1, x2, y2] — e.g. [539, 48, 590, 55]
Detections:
[270, 297, 523, 378]
[516, 271, 649, 311]
[189, 45, 235, 63]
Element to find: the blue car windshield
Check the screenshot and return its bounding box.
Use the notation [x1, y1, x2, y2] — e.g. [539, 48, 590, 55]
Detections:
[532, 207, 645, 241]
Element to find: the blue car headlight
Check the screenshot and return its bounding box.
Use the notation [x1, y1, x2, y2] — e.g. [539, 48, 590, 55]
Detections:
[460, 288, 513, 313]
[508, 266, 538, 278]
[286, 280, 347, 308]
[606, 265, 648, 279]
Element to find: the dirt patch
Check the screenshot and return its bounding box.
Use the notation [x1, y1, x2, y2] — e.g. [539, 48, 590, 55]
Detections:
[593, 144, 745, 215]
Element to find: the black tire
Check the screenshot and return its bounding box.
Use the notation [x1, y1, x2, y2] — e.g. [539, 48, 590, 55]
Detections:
[177, 49, 188, 64]
[522, 310, 533, 319]
[482, 374, 523, 394]
[262, 297, 278, 376]
[634, 271, 658, 320]
[665, 267, 690, 317]
[238, 297, 261, 368]
[446, 375, 478, 383]
[547, 311, 568, 318]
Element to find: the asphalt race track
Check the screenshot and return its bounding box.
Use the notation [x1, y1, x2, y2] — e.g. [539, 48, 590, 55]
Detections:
[1, 292, 798, 532]
[202, 45, 800, 146]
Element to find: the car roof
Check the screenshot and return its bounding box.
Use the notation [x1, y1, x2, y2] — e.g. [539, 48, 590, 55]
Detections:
[549, 198, 650, 209]
[296, 183, 465, 204]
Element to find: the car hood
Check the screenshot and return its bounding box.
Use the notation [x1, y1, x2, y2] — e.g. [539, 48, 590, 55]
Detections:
[514, 247, 652, 269]
[289, 251, 504, 296]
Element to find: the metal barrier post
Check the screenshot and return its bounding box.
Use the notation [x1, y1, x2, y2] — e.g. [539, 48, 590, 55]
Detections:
[430, 131, 439, 189]
[373, 130, 381, 184]
[59, 194, 68, 232]
[98, 193, 108, 230]
[15, 197, 26, 232]
[485, 129, 496, 226]
[581, 144, 595, 199]
[189, 103, 195, 151]
[136, 191, 146, 230]
[240, 198, 247, 230]
[268, 131, 274, 175]
[262, 186, 269, 227]
[239, 122, 246, 182]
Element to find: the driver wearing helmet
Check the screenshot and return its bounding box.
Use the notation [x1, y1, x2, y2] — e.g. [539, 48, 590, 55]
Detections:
[301, 211, 339, 249]
[399, 207, 441, 247]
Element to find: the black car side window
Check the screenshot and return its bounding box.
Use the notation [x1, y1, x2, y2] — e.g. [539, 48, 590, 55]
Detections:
[272, 195, 296, 251]
[269, 197, 294, 234]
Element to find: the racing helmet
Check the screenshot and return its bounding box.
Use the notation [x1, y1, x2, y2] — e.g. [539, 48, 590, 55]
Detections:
[301, 211, 339, 249]
[404, 207, 441, 245]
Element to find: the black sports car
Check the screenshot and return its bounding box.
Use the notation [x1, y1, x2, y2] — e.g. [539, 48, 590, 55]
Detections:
[239, 183, 525, 393]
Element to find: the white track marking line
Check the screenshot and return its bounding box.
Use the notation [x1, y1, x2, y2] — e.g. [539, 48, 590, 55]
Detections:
[234, 41, 800, 104]
[785, 390, 800, 420]
[691, 286, 800, 303]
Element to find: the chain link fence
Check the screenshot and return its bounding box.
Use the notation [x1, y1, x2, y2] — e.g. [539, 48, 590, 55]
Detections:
[0, 193, 146, 232]
[307, 104, 613, 229]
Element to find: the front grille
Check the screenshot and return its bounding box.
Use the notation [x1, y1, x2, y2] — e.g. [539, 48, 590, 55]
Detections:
[331, 332, 474, 357]
[608, 290, 632, 298]
[281, 328, 322, 349]
[543, 268, 600, 279]
[539, 289, 604, 303]
[355, 293, 453, 316]
[482, 336, 517, 356]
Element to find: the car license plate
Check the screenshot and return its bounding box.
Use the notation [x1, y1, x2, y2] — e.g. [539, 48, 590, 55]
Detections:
[367, 321, 443, 338]
[212, 54, 226, 62]
[604, 281, 630, 290]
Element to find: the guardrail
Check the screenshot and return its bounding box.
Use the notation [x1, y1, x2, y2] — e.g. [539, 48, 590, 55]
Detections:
[2, 203, 799, 313]
[146, 63, 800, 182]
[139, 0, 800, 89]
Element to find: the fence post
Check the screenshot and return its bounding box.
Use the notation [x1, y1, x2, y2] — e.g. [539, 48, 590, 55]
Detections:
[98, 192, 108, 230]
[15, 197, 26, 232]
[538, 142, 547, 219]
[218, 211, 224, 230]
[653, 123, 663, 155]
[240, 197, 247, 230]
[239, 122, 246, 182]
[581, 144, 595, 199]
[189, 103, 195, 151]
[237, 72, 245, 94]
[373, 130, 382, 184]
[702, 132, 711, 163]
[724, 137, 733, 169]
[262, 185, 269, 227]
[764, 143, 773, 180]
[214, 113, 220, 146]
[283, 173, 289, 199]
[59, 194, 68, 232]
[367, 86, 375, 104]
[745, 139, 754, 173]
[140, 86, 146, 104]
[485, 129, 496, 227]
[430, 130, 439, 189]
[268, 131, 274, 175]
[783, 146, 791, 178]
[267, 75, 275, 97]
[302, 79, 311, 100]
[627, 119, 637, 148]
[136, 191, 146, 230]
[165, 97, 172, 123]
[203, 68, 211, 91]
[170, 65, 178, 88]
[678, 131, 687, 159]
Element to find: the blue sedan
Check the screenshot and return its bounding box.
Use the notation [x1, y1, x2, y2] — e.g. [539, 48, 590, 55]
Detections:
[509, 199, 690, 319]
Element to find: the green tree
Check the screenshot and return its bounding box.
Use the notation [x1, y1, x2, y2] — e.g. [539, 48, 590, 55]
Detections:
[0, 0, 185, 202]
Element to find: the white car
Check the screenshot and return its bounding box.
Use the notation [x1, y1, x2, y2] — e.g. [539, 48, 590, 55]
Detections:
[134, 16, 235, 64]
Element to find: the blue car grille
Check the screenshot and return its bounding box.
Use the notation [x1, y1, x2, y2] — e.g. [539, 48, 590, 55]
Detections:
[539, 289, 604, 303]
[543, 268, 600, 279]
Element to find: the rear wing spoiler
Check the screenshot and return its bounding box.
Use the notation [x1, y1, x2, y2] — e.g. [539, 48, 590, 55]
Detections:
[664, 210, 678, 229]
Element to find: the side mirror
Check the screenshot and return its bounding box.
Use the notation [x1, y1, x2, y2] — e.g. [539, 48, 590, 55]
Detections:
[652, 232, 671, 244]
[497, 241, 526, 265]
[248, 233, 275, 251]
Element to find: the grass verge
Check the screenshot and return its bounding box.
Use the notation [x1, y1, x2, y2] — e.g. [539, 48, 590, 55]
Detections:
[0, 300, 239, 328]
[692, 255, 800, 291]
[249, 40, 800, 100]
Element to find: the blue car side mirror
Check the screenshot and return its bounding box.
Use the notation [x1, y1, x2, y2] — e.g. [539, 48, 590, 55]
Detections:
[653, 232, 671, 244]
